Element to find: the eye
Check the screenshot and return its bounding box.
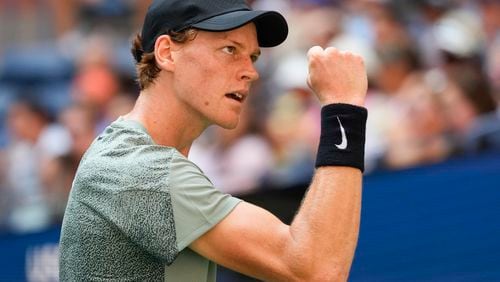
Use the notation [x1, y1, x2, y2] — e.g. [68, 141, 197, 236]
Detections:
[251, 54, 260, 63]
[222, 46, 236, 55]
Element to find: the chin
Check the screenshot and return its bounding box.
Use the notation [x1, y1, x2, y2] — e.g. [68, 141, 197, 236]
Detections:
[216, 117, 240, 130]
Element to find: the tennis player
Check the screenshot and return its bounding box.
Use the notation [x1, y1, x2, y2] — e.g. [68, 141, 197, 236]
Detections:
[59, 0, 368, 281]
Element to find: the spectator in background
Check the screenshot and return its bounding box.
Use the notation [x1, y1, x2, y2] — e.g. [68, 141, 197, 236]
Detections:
[0, 98, 71, 232]
[382, 70, 451, 169]
[74, 0, 139, 44]
[42, 103, 98, 223]
[364, 43, 421, 171]
[261, 88, 319, 188]
[60, 103, 98, 163]
[0, 0, 76, 51]
[373, 43, 420, 97]
[411, 0, 456, 69]
[478, 0, 500, 104]
[367, 1, 413, 49]
[70, 34, 124, 131]
[442, 66, 500, 154]
[270, 4, 340, 83]
[260, 3, 335, 183]
[190, 101, 274, 195]
[429, 3, 500, 153]
[42, 96, 135, 223]
[344, 1, 424, 171]
[478, 0, 500, 45]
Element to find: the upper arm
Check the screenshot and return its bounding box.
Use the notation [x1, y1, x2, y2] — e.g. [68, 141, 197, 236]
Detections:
[168, 152, 308, 280]
[189, 201, 299, 281]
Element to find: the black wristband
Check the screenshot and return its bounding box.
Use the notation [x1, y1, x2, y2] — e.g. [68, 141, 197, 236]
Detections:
[315, 103, 368, 171]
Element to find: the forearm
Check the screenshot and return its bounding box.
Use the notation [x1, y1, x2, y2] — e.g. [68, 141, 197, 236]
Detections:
[281, 46, 367, 280]
[287, 166, 362, 280]
[189, 166, 363, 282]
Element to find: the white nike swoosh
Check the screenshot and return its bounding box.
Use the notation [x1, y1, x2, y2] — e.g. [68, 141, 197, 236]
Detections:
[335, 116, 348, 150]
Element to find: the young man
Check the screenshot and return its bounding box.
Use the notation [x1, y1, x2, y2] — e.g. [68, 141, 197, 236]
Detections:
[59, 0, 368, 281]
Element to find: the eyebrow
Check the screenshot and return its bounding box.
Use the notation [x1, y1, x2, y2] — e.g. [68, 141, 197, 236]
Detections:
[229, 39, 261, 58]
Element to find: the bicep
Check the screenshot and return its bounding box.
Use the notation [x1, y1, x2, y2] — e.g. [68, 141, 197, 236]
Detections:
[189, 201, 294, 281]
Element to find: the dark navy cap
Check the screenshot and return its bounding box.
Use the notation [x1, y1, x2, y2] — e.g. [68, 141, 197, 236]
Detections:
[140, 0, 288, 54]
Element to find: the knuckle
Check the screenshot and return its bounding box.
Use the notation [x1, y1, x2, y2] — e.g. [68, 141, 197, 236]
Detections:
[307, 46, 323, 58]
[325, 46, 337, 53]
[325, 47, 340, 57]
[344, 51, 356, 58]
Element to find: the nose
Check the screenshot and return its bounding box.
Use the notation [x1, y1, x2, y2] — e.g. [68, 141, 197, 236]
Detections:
[239, 58, 259, 82]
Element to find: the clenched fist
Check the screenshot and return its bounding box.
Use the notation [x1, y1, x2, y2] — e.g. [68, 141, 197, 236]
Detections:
[307, 46, 367, 107]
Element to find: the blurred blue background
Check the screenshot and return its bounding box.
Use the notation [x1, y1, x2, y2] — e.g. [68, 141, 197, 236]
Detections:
[0, 0, 499, 281]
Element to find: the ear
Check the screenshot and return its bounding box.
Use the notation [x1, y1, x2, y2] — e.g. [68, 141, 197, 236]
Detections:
[154, 35, 175, 72]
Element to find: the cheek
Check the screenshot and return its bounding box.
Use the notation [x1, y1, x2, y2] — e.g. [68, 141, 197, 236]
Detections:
[172, 61, 220, 117]
[175, 53, 223, 96]
[173, 62, 204, 99]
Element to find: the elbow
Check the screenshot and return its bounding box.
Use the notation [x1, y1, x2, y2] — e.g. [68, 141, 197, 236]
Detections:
[281, 254, 349, 282]
[291, 267, 348, 282]
[275, 228, 354, 281]
[308, 268, 349, 282]
[280, 269, 347, 282]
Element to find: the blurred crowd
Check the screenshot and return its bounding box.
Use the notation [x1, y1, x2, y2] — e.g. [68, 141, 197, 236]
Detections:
[0, 0, 499, 234]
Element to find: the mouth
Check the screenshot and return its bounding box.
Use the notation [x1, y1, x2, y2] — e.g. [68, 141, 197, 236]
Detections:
[225, 92, 246, 103]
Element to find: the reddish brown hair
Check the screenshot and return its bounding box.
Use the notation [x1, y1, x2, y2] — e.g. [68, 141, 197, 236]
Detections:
[131, 29, 198, 90]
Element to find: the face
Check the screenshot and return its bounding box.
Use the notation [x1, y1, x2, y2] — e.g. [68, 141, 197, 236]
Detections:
[440, 83, 477, 134]
[7, 103, 41, 142]
[169, 23, 261, 129]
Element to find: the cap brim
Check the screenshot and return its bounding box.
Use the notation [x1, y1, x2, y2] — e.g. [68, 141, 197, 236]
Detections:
[192, 10, 288, 48]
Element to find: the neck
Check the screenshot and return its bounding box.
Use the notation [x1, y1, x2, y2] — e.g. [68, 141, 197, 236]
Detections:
[124, 82, 207, 157]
